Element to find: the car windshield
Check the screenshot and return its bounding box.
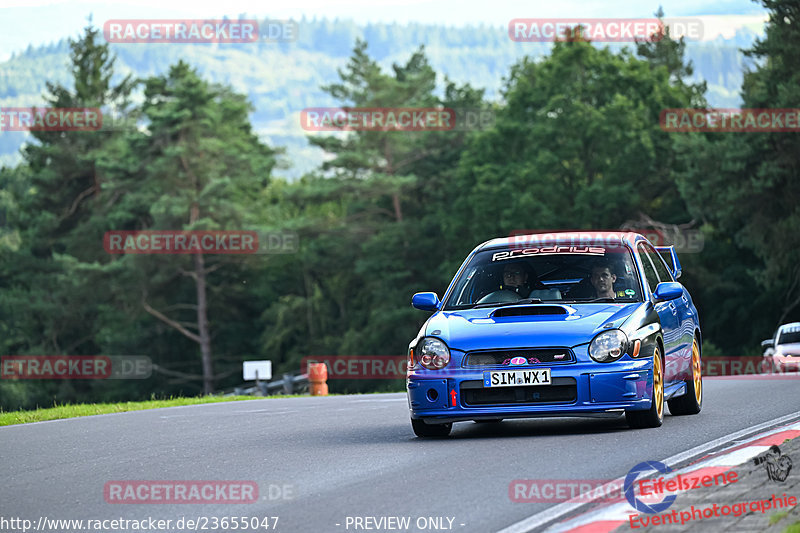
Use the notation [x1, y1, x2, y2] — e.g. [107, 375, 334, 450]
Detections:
[777, 329, 800, 345]
[444, 241, 643, 310]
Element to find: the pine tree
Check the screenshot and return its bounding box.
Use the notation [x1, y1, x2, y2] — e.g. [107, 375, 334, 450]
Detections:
[0, 24, 136, 408]
[672, 0, 800, 340]
[21, 24, 136, 255]
[102, 61, 278, 393]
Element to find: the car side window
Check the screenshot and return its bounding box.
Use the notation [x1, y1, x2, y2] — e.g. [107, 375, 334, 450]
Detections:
[643, 244, 674, 283]
[637, 243, 660, 294]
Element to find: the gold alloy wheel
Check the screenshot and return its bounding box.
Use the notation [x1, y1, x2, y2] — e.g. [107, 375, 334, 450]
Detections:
[654, 347, 664, 419]
[692, 340, 702, 405]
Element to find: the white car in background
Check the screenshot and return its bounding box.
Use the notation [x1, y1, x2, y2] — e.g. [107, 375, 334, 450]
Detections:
[761, 323, 800, 373]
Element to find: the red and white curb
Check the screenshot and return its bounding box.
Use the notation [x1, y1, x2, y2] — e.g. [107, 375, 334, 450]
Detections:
[548, 421, 800, 532]
[497, 412, 800, 533]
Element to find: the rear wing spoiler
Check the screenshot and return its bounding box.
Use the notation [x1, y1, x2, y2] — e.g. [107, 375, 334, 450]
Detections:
[655, 245, 682, 279]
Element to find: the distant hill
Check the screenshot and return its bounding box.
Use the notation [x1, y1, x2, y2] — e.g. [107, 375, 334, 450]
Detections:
[0, 17, 761, 178]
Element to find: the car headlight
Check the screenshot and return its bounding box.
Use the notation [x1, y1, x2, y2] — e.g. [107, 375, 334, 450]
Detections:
[589, 329, 628, 362]
[418, 337, 451, 370]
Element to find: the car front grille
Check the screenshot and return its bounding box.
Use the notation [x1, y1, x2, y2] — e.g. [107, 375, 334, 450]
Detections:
[463, 348, 574, 367]
[460, 377, 577, 406]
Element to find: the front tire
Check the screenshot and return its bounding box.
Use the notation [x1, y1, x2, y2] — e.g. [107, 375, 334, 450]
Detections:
[668, 337, 703, 415]
[411, 418, 452, 438]
[626, 344, 664, 429]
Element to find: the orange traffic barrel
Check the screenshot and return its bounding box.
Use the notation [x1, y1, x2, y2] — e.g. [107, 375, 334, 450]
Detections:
[308, 363, 328, 396]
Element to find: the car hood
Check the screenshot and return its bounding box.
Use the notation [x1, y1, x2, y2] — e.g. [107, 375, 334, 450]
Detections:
[775, 343, 800, 356]
[426, 303, 641, 351]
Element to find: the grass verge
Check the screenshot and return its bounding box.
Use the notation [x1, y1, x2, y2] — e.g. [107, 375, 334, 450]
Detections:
[0, 395, 305, 426]
[783, 521, 800, 533]
[771, 511, 789, 525]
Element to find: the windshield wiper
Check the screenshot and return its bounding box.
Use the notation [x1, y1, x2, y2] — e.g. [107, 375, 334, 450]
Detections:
[472, 297, 542, 309]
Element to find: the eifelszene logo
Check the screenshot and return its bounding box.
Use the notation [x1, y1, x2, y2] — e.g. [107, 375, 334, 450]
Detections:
[625, 461, 676, 514]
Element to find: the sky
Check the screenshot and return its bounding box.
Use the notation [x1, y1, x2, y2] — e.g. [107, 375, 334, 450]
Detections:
[0, 0, 769, 60]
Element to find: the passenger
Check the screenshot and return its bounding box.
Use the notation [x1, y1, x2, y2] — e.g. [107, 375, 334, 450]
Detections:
[590, 259, 617, 299]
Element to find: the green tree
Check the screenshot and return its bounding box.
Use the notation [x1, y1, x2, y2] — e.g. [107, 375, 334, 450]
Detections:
[450, 36, 700, 246]
[21, 23, 136, 254]
[99, 61, 279, 394]
[674, 0, 800, 330]
[262, 40, 488, 390]
[0, 24, 136, 409]
[636, 6, 706, 92]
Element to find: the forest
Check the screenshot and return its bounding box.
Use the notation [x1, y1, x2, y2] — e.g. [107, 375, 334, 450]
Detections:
[0, 15, 761, 173]
[0, 2, 797, 410]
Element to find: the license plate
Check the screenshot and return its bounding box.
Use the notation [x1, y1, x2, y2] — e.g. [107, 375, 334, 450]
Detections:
[483, 369, 551, 387]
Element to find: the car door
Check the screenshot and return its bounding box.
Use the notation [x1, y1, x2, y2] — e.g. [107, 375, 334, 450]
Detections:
[644, 243, 695, 381]
[637, 243, 681, 386]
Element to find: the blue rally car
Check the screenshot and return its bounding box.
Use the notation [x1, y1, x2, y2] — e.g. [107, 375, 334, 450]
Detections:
[406, 232, 702, 437]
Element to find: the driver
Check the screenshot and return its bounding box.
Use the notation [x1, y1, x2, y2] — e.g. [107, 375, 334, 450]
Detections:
[500, 262, 546, 297]
[502, 263, 528, 296]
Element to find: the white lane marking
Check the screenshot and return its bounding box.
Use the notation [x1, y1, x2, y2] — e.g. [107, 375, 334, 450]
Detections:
[496, 411, 800, 533]
[549, 502, 631, 533]
[352, 398, 407, 402]
[158, 409, 298, 417]
[235, 409, 298, 414]
[699, 445, 771, 467]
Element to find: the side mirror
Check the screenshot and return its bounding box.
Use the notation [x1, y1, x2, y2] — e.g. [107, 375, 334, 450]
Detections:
[761, 339, 774, 349]
[653, 281, 683, 302]
[412, 292, 441, 311]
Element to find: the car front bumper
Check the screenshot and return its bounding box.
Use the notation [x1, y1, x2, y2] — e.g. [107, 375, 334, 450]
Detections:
[768, 355, 800, 372]
[407, 358, 654, 423]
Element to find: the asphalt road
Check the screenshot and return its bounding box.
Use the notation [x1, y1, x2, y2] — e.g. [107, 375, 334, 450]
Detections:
[2, 378, 799, 533]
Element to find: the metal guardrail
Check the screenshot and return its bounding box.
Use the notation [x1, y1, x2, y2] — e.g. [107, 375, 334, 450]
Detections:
[227, 373, 308, 396]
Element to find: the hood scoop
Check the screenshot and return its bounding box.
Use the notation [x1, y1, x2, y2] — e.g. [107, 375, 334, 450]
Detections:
[492, 305, 568, 318]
